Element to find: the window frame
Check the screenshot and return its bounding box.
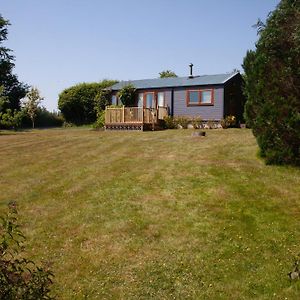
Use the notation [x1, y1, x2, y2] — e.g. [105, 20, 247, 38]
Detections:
[186, 89, 214, 106]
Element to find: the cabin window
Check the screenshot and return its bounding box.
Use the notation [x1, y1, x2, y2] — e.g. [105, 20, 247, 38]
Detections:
[186, 89, 214, 106]
[188, 91, 199, 104]
[111, 95, 117, 105]
[157, 92, 165, 107]
[201, 90, 212, 104]
[138, 93, 143, 107]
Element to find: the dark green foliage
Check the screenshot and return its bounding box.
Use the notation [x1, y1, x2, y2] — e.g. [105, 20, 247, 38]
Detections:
[117, 84, 136, 107]
[243, 0, 300, 165]
[93, 89, 112, 129]
[0, 86, 24, 129]
[0, 203, 54, 299]
[159, 70, 178, 78]
[58, 80, 117, 125]
[94, 89, 111, 112]
[35, 108, 64, 128]
[93, 110, 105, 129]
[0, 15, 28, 112]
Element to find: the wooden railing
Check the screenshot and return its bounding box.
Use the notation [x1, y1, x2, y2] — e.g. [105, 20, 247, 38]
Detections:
[158, 106, 168, 120]
[105, 106, 168, 124]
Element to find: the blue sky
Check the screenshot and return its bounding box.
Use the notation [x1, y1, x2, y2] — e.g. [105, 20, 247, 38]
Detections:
[2, 0, 280, 111]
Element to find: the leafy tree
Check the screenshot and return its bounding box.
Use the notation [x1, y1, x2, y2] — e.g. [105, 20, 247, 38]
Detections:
[58, 80, 117, 125]
[0, 202, 54, 299]
[0, 85, 23, 130]
[23, 87, 44, 128]
[0, 85, 7, 112]
[0, 15, 28, 111]
[0, 109, 23, 130]
[117, 84, 136, 106]
[243, 0, 300, 166]
[159, 70, 177, 78]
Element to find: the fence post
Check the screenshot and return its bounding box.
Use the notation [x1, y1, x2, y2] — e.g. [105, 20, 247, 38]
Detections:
[123, 105, 125, 123]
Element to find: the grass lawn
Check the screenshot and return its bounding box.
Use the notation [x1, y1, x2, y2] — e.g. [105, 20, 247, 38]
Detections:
[0, 128, 300, 299]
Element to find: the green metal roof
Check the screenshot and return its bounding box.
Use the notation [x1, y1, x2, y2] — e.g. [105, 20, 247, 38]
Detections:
[110, 72, 240, 91]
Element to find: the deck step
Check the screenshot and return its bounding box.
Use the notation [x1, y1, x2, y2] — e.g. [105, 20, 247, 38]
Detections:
[105, 124, 143, 131]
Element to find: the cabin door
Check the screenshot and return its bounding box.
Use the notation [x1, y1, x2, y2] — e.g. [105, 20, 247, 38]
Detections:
[144, 92, 156, 108]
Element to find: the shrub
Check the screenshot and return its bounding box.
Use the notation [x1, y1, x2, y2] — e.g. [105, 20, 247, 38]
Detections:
[174, 116, 190, 129]
[63, 121, 74, 128]
[0, 109, 24, 130]
[58, 80, 117, 125]
[163, 115, 176, 129]
[242, 0, 300, 165]
[21, 108, 64, 128]
[94, 89, 112, 112]
[221, 115, 236, 129]
[93, 110, 105, 129]
[190, 116, 203, 129]
[163, 116, 203, 129]
[35, 108, 64, 127]
[0, 202, 54, 299]
[117, 84, 136, 107]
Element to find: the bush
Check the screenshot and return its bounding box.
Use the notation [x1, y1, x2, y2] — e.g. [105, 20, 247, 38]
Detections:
[173, 116, 190, 129]
[93, 110, 105, 129]
[163, 116, 203, 129]
[221, 115, 236, 129]
[190, 116, 203, 129]
[35, 108, 64, 128]
[117, 84, 136, 106]
[63, 121, 74, 128]
[163, 115, 176, 129]
[0, 202, 54, 299]
[94, 89, 112, 112]
[242, 0, 300, 165]
[58, 80, 117, 125]
[0, 109, 24, 130]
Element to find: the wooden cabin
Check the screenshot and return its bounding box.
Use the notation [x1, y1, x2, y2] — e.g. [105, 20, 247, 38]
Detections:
[105, 70, 244, 130]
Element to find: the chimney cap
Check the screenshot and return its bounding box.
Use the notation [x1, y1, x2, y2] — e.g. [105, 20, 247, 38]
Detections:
[189, 63, 194, 78]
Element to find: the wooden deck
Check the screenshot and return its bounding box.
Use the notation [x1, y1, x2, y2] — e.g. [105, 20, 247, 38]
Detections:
[105, 106, 168, 131]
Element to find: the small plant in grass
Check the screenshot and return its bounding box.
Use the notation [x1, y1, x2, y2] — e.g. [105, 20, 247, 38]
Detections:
[288, 255, 300, 281]
[0, 202, 55, 299]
